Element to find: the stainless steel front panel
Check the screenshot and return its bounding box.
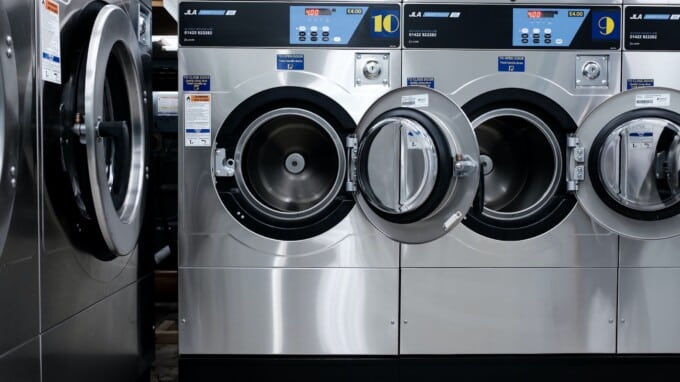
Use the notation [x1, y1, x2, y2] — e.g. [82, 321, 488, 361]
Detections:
[41, 279, 146, 382]
[0, 338, 41, 382]
[179, 268, 399, 355]
[623, 52, 680, 85]
[620, 233, 680, 268]
[0, 0, 39, 355]
[403, 205, 618, 268]
[403, 0, 622, 3]
[180, 49, 401, 269]
[401, 268, 618, 354]
[618, 268, 680, 353]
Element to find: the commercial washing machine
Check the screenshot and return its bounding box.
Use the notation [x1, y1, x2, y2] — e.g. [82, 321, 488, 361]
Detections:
[617, 0, 680, 354]
[0, 0, 40, 380]
[401, 0, 623, 354]
[178, 1, 483, 378]
[36, 0, 153, 380]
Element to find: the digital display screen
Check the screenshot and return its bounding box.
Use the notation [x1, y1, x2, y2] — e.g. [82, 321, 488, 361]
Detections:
[527, 10, 558, 18]
[305, 8, 333, 16]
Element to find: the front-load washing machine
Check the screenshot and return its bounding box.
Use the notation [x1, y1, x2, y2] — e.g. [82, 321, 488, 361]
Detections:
[178, 1, 482, 379]
[617, 0, 680, 354]
[401, 0, 622, 355]
[0, 0, 40, 380]
[36, 0, 153, 380]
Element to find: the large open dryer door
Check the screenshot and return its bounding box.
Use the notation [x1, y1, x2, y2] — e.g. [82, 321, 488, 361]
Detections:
[353, 87, 480, 244]
[0, 4, 19, 256]
[570, 88, 680, 240]
[54, 4, 147, 258]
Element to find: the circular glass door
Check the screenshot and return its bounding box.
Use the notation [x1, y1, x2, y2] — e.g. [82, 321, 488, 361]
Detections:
[577, 88, 680, 240]
[356, 87, 480, 244]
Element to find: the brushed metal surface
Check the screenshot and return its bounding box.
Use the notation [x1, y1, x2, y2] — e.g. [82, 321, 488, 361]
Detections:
[179, 268, 399, 355]
[0, 338, 41, 382]
[623, 52, 680, 85]
[0, 0, 39, 356]
[41, 279, 147, 382]
[179, 49, 401, 269]
[404, 0, 621, 3]
[403, 189, 618, 268]
[620, 237, 680, 267]
[38, 0, 148, 331]
[401, 268, 618, 354]
[618, 268, 680, 353]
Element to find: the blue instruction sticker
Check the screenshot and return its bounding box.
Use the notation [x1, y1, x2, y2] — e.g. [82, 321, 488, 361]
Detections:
[183, 75, 210, 92]
[498, 56, 525, 72]
[407, 77, 435, 89]
[277, 54, 304, 70]
[627, 79, 655, 90]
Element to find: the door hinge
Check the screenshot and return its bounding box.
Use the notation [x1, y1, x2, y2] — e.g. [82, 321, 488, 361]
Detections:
[214, 148, 235, 177]
[566, 134, 585, 192]
[346, 135, 358, 192]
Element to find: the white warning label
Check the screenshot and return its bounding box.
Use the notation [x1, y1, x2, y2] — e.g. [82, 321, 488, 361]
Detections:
[401, 94, 429, 108]
[184, 94, 211, 147]
[635, 94, 670, 108]
[406, 129, 426, 150]
[40, 0, 61, 84]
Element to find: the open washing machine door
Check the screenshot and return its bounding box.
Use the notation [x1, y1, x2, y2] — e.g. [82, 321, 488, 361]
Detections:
[352, 87, 481, 244]
[570, 87, 680, 240]
[48, 3, 147, 258]
[0, 3, 19, 257]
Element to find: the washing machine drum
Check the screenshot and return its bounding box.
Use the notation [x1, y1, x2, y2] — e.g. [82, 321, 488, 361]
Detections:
[43, 2, 147, 259]
[238, 108, 346, 220]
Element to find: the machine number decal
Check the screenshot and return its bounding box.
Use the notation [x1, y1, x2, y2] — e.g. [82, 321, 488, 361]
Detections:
[276, 54, 304, 70]
[627, 79, 655, 90]
[40, 0, 62, 84]
[184, 94, 211, 147]
[407, 77, 435, 89]
[635, 94, 670, 108]
[498, 56, 525, 72]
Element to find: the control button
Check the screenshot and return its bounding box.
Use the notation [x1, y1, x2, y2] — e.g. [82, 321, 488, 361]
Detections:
[299, 37, 306, 42]
[533, 33, 540, 39]
[522, 33, 529, 38]
[310, 26, 318, 32]
[556, 38, 564, 45]
[322, 36, 329, 42]
[311, 31, 318, 37]
[545, 34, 552, 39]
[322, 26, 330, 32]
[311, 36, 318, 41]
[521, 38, 529, 44]
[521, 28, 529, 34]
[544, 28, 552, 34]
[322, 31, 329, 37]
[544, 39, 551, 44]
[299, 26, 306, 32]
[333, 36, 341, 42]
[582, 61, 601, 80]
[363, 59, 382, 80]
[533, 38, 540, 43]
[299, 31, 306, 37]
[533, 28, 540, 34]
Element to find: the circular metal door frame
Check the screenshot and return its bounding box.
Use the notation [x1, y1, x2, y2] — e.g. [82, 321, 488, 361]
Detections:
[0, 5, 19, 257]
[355, 87, 480, 244]
[576, 87, 680, 240]
[471, 108, 563, 222]
[232, 107, 347, 221]
[84, 5, 146, 256]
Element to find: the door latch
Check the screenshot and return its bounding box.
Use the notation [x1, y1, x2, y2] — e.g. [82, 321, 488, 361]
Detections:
[345, 135, 358, 192]
[453, 154, 478, 177]
[566, 134, 585, 192]
[214, 148, 235, 177]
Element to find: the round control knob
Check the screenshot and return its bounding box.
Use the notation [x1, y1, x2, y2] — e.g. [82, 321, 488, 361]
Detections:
[582, 61, 601, 80]
[363, 60, 381, 80]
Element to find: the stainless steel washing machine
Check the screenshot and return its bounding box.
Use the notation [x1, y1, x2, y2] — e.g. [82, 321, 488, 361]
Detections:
[36, 0, 153, 380]
[179, 1, 484, 377]
[616, 0, 680, 354]
[0, 0, 40, 380]
[401, 0, 623, 354]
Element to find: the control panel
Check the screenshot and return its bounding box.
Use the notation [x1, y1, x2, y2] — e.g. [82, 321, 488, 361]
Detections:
[625, 6, 680, 51]
[404, 4, 621, 50]
[179, 2, 400, 48]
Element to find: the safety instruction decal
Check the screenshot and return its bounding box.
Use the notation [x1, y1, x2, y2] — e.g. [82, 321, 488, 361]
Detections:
[635, 93, 670, 108]
[407, 77, 435, 89]
[406, 129, 426, 150]
[402, 94, 429, 108]
[183, 75, 211, 92]
[40, 0, 61, 84]
[184, 94, 211, 147]
[627, 79, 654, 90]
[628, 131, 654, 150]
